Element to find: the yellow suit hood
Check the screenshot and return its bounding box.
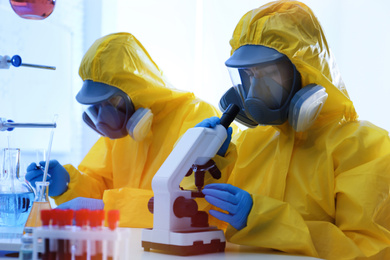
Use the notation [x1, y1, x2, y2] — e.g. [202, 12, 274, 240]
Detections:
[79, 32, 192, 119]
[230, 0, 357, 126]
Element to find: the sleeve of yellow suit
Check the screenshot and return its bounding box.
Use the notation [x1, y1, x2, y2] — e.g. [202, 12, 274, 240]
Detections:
[52, 163, 108, 206]
[103, 187, 154, 228]
[52, 137, 113, 206]
[225, 190, 383, 259]
[226, 195, 319, 257]
[225, 123, 390, 259]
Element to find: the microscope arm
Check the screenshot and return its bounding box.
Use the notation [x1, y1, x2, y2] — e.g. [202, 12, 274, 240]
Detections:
[151, 104, 239, 232]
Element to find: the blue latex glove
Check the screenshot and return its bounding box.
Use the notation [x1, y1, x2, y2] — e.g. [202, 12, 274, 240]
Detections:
[202, 183, 253, 230]
[195, 117, 233, 157]
[25, 159, 70, 197]
[56, 197, 104, 211]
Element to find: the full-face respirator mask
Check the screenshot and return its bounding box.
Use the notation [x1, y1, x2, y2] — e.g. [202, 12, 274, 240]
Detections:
[219, 45, 327, 132]
[76, 80, 153, 141]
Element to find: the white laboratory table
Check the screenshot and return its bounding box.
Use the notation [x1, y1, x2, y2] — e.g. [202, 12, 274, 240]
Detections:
[0, 227, 322, 260]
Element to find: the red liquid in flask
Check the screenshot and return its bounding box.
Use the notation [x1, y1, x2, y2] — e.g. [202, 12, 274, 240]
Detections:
[10, 0, 55, 20]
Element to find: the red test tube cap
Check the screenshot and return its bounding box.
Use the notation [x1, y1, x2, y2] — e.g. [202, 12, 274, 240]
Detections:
[90, 210, 105, 228]
[75, 209, 90, 227]
[64, 209, 74, 226]
[97, 210, 105, 223]
[56, 209, 66, 227]
[107, 210, 120, 230]
[40, 209, 51, 226]
[51, 209, 61, 226]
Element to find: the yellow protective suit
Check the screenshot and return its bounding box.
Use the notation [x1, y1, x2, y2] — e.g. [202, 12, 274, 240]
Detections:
[52, 33, 236, 228]
[216, 1, 390, 259]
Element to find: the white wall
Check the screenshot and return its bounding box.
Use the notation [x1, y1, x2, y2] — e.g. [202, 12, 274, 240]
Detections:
[337, 0, 390, 131]
[0, 1, 87, 173]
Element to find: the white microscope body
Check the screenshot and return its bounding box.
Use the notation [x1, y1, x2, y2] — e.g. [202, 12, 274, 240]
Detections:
[142, 104, 238, 256]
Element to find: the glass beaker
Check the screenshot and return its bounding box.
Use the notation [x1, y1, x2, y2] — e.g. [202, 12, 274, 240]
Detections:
[24, 181, 52, 234]
[0, 148, 35, 227]
[9, 0, 56, 20]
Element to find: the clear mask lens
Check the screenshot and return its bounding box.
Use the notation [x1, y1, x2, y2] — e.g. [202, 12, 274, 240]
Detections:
[107, 96, 127, 113]
[83, 95, 130, 127]
[84, 105, 99, 126]
[228, 67, 247, 105]
[227, 67, 242, 89]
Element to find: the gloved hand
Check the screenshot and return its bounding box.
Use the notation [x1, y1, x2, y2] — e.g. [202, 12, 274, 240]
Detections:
[202, 183, 253, 230]
[195, 117, 233, 157]
[25, 160, 70, 197]
[56, 197, 104, 211]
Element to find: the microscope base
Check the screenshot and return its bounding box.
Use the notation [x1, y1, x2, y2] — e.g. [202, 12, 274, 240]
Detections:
[142, 229, 225, 256]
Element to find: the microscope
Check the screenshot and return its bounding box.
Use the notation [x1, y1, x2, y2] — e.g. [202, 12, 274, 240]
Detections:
[142, 104, 239, 256]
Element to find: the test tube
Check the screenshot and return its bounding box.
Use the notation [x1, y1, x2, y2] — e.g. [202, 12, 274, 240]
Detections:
[57, 209, 73, 260]
[74, 209, 90, 260]
[107, 210, 120, 260]
[90, 210, 105, 260]
[40, 209, 51, 260]
[57, 210, 65, 260]
[49, 209, 59, 260]
[65, 210, 74, 260]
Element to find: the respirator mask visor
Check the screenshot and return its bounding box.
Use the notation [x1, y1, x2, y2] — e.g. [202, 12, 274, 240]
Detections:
[228, 58, 294, 110]
[83, 93, 135, 139]
[221, 45, 302, 126]
[221, 45, 326, 130]
[76, 80, 136, 139]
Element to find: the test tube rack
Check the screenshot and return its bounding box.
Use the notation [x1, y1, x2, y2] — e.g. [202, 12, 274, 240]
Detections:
[29, 208, 129, 260]
[32, 226, 131, 260]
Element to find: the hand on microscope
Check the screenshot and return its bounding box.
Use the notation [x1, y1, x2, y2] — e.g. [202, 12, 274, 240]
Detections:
[25, 159, 70, 197]
[202, 183, 253, 230]
[195, 116, 233, 157]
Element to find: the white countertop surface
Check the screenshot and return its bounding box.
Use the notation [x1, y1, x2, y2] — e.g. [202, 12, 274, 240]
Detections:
[0, 227, 322, 260]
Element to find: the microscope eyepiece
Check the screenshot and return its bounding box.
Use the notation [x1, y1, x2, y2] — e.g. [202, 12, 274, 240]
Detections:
[220, 104, 240, 129]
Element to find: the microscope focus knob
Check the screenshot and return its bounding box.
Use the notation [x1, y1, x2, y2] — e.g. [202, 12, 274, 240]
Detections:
[173, 196, 198, 218]
[148, 197, 154, 214]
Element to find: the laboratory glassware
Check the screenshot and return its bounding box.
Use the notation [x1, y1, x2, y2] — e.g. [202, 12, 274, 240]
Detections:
[0, 55, 56, 70]
[9, 0, 56, 20]
[0, 117, 56, 132]
[23, 114, 57, 234]
[0, 148, 34, 227]
[19, 232, 34, 260]
[24, 181, 51, 234]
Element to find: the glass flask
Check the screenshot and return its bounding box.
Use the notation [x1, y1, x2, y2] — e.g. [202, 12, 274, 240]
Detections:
[24, 181, 52, 234]
[0, 148, 34, 227]
[9, 0, 56, 20]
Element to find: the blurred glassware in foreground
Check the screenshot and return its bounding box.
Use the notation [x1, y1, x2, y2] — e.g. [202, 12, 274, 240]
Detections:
[10, 0, 56, 20]
[0, 148, 34, 227]
[24, 181, 51, 234]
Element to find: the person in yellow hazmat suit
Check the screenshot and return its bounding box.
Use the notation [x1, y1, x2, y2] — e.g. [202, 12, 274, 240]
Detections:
[199, 1, 390, 259]
[25, 32, 236, 228]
